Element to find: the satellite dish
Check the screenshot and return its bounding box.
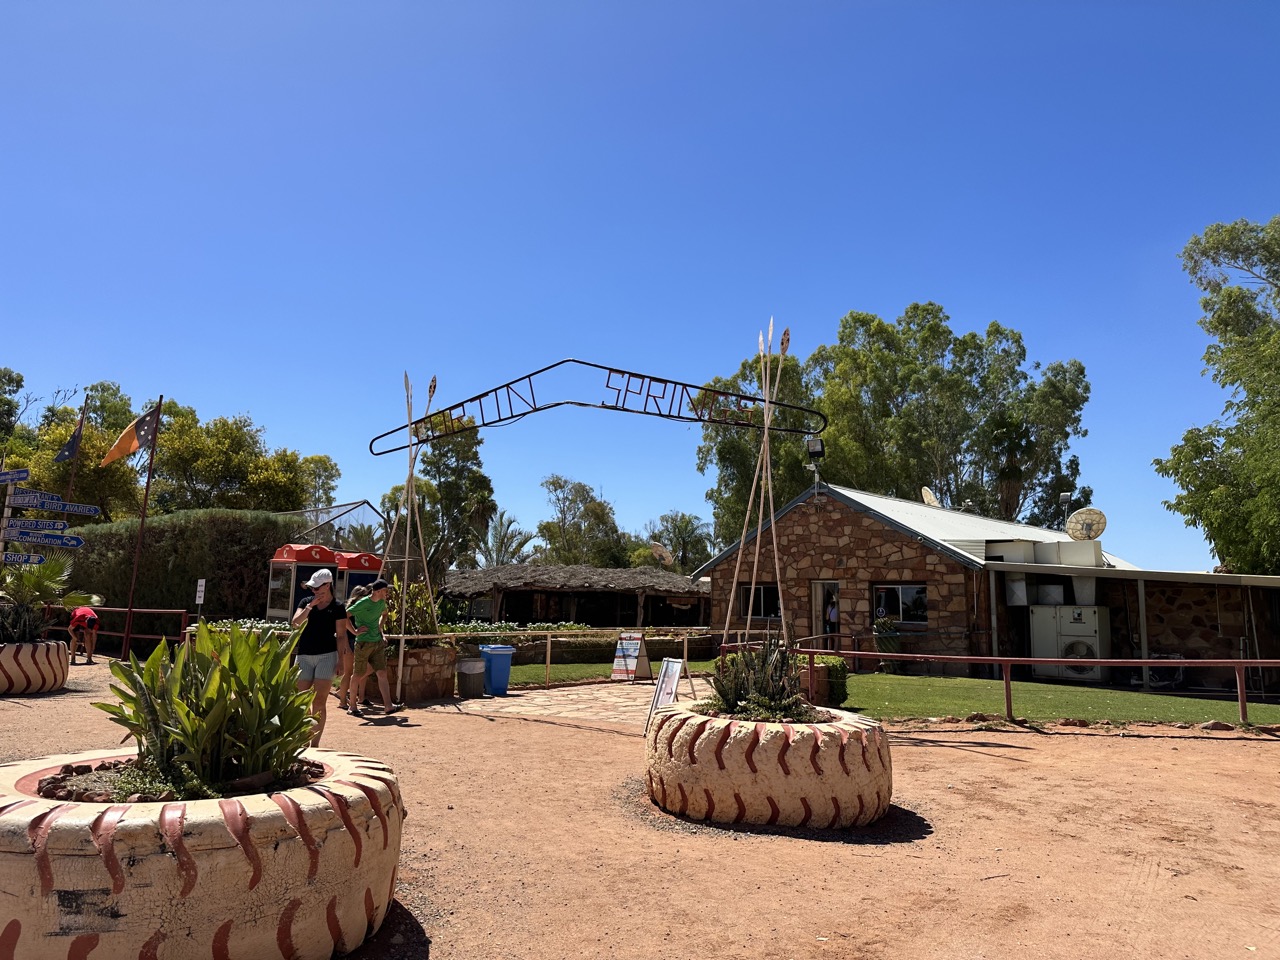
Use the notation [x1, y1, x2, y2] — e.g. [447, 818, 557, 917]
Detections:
[650, 542, 674, 567]
[1065, 507, 1107, 541]
[921, 486, 941, 508]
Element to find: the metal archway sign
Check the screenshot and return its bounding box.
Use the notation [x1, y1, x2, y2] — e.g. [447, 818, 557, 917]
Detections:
[368, 357, 827, 457]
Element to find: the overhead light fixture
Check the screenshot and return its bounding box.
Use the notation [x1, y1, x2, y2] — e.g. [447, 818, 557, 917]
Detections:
[806, 438, 825, 461]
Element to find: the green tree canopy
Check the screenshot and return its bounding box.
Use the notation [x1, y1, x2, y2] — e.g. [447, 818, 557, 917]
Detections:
[698, 305, 1093, 543]
[475, 508, 536, 567]
[640, 510, 714, 574]
[533, 475, 633, 567]
[1155, 214, 1280, 572]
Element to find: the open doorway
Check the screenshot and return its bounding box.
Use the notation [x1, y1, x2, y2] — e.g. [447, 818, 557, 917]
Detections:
[811, 580, 840, 650]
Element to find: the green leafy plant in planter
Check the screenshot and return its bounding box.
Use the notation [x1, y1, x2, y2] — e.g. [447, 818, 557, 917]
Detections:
[700, 632, 820, 723]
[0, 550, 101, 643]
[385, 574, 441, 637]
[93, 621, 315, 799]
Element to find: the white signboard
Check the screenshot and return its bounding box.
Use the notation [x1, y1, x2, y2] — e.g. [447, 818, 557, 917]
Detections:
[195, 579, 206, 605]
[645, 658, 685, 733]
[611, 632, 652, 681]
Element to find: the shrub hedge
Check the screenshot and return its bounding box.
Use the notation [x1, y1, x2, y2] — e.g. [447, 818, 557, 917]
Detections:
[69, 510, 306, 646]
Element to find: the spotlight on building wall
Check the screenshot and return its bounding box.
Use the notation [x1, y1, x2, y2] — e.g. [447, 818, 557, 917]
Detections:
[806, 438, 826, 461]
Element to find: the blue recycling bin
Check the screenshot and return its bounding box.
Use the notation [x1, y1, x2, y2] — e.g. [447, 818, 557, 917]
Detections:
[479, 644, 515, 696]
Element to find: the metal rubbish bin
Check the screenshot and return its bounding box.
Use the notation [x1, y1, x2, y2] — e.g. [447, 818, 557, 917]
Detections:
[479, 644, 515, 696]
[456, 658, 486, 699]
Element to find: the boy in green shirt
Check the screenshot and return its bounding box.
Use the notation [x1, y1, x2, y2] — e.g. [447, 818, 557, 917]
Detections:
[347, 579, 401, 717]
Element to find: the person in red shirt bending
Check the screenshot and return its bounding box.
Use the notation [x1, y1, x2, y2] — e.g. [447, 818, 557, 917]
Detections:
[69, 606, 99, 665]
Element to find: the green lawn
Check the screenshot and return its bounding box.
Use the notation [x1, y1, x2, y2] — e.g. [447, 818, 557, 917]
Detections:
[509, 660, 1280, 726]
[840, 673, 1280, 726]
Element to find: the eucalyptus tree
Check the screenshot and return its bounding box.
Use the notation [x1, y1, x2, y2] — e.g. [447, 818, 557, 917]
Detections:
[1155, 215, 1280, 572]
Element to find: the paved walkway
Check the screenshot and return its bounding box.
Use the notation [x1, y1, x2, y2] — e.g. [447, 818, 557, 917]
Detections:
[427, 677, 715, 727]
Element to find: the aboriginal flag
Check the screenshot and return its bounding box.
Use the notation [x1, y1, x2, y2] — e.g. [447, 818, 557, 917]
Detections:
[53, 419, 84, 463]
[100, 404, 161, 467]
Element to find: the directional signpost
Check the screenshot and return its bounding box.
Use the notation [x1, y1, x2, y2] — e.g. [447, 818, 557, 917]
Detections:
[0, 530, 85, 549]
[0, 468, 31, 485]
[3, 519, 70, 532]
[2, 552, 45, 565]
[5, 487, 101, 517]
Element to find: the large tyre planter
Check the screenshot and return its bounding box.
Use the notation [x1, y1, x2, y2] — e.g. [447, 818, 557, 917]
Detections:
[646, 705, 892, 829]
[0, 641, 69, 696]
[0, 747, 404, 959]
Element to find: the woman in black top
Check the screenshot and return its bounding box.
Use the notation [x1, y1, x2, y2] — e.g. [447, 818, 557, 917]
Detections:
[290, 569, 350, 746]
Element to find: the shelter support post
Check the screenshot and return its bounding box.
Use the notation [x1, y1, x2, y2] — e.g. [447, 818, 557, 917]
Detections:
[1236, 665, 1249, 724]
[988, 570, 1000, 659]
[1002, 660, 1014, 722]
[1137, 579, 1149, 691]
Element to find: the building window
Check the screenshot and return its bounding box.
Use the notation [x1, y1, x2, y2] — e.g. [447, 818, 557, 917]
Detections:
[873, 584, 928, 626]
[738, 583, 781, 619]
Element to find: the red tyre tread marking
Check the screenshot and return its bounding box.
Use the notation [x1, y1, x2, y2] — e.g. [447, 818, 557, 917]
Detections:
[766, 795, 780, 826]
[271, 794, 320, 880]
[308, 785, 363, 867]
[860, 731, 872, 772]
[744, 724, 764, 773]
[703, 789, 715, 821]
[0, 654, 17, 693]
[827, 796, 841, 829]
[645, 771, 655, 798]
[219, 798, 264, 890]
[686, 718, 712, 764]
[67, 934, 99, 960]
[799, 796, 812, 827]
[139, 928, 166, 960]
[651, 712, 675, 745]
[27, 644, 48, 692]
[837, 727, 850, 774]
[733, 793, 746, 824]
[354, 771, 403, 812]
[1, 919, 20, 960]
[11, 648, 32, 694]
[160, 803, 198, 897]
[857, 795, 866, 823]
[0, 797, 37, 817]
[90, 804, 131, 894]
[387, 863, 399, 920]
[665, 715, 691, 759]
[676, 782, 688, 815]
[807, 725, 824, 775]
[29, 803, 77, 895]
[337, 779, 390, 849]
[276, 898, 302, 960]
[657, 775, 667, 808]
[326, 896, 344, 952]
[363, 887, 377, 936]
[213, 920, 233, 960]
[713, 722, 733, 770]
[778, 724, 794, 775]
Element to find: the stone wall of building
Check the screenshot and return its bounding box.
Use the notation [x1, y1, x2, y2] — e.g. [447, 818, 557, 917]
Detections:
[708, 496, 987, 667]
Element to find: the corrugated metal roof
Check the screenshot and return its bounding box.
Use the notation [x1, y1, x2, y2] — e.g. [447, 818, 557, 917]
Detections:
[826, 486, 1137, 568]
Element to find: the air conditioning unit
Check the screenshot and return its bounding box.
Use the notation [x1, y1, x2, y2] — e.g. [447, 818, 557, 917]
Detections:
[1029, 605, 1060, 678]
[1029, 605, 1111, 682]
[1058, 606, 1111, 682]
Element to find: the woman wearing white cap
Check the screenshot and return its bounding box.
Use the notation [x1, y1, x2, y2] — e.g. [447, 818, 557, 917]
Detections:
[290, 568, 350, 746]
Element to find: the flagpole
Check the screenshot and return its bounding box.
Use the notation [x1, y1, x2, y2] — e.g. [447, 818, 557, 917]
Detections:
[121, 396, 162, 659]
[63, 391, 90, 502]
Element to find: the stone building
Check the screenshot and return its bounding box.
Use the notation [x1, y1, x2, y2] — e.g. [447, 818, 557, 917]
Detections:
[694, 484, 1280, 692]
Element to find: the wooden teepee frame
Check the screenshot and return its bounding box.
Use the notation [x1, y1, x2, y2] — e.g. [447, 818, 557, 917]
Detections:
[379, 373, 441, 703]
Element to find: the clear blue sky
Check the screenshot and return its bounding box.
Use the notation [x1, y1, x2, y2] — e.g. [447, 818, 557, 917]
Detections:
[3, 2, 1277, 572]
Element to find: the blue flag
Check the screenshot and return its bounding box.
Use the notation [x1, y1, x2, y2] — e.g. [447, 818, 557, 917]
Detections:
[53, 419, 84, 463]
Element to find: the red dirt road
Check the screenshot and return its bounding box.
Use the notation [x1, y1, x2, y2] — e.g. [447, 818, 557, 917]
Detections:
[4, 665, 1279, 959]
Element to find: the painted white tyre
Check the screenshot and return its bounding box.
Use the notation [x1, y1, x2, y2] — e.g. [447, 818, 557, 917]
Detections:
[0, 641, 69, 696]
[646, 705, 892, 828]
[0, 748, 404, 960]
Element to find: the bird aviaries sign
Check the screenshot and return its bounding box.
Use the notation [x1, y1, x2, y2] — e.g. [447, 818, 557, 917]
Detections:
[367, 356, 827, 457]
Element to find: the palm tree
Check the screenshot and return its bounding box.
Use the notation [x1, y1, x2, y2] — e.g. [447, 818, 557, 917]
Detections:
[654, 511, 715, 574]
[0, 551, 102, 643]
[476, 509, 536, 568]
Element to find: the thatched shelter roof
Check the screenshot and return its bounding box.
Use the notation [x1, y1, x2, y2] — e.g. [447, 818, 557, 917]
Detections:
[442, 564, 708, 600]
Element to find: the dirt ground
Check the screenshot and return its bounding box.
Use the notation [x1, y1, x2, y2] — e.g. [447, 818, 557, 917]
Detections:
[5, 664, 1280, 960]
